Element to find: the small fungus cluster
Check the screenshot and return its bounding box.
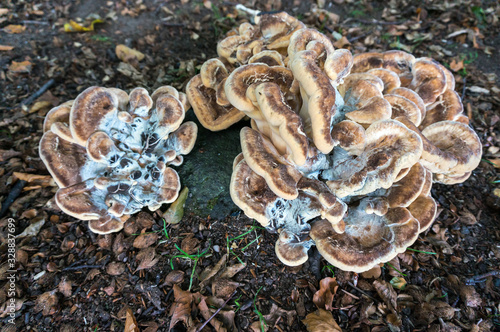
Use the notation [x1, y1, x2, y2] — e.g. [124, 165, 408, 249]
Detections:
[188, 12, 482, 272]
[39, 86, 197, 234]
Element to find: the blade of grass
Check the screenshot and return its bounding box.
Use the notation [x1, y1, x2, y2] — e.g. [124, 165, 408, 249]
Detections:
[407, 248, 437, 255]
[385, 262, 407, 277]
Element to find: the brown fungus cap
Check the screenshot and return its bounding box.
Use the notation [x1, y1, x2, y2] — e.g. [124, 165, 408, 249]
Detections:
[257, 12, 306, 50]
[310, 202, 420, 273]
[224, 63, 296, 117]
[409, 58, 447, 106]
[390, 87, 426, 120]
[326, 119, 423, 197]
[39, 131, 97, 188]
[419, 89, 464, 129]
[287, 28, 335, 62]
[186, 74, 245, 131]
[386, 162, 426, 208]
[384, 94, 422, 126]
[254, 82, 309, 166]
[290, 49, 338, 153]
[324, 49, 354, 86]
[43, 102, 72, 133]
[275, 230, 311, 266]
[408, 195, 437, 233]
[70, 86, 119, 146]
[367, 68, 401, 93]
[339, 77, 392, 126]
[240, 127, 302, 200]
[248, 50, 285, 66]
[331, 120, 366, 156]
[230, 158, 278, 227]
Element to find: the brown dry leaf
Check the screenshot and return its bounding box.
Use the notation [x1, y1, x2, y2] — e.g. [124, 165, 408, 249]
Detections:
[163, 270, 185, 287]
[212, 278, 243, 299]
[0, 149, 22, 161]
[373, 280, 397, 312]
[3, 24, 25, 33]
[219, 262, 246, 279]
[390, 276, 407, 290]
[250, 303, 296, 332]
[333, 36, 350, 48]
[199, 254, 227, 290]
[312, 277, 338, 310]
[13, 172, 56, 186]
[17, 214, 46, 238]
[8, 60, 32, 74]
[133, 232, 158, 249]
[34, 290, 58, 316]
[124, 308, 140, 332]
[169, 284, 194, 330]
[106, 262, 126, 276]
[449, 59, 464, 72]
[0, 9, 9, 16]
[0, 45, 14, 51]
[414, 300, 455, 325]
[163, 187, 188, 224]
[136, 247, 159, 271]
[58, 278, 72, 297]
[116, 44, 145, 63]
[302, 309, 342, 332]
[459, 285, 482, 307]
[181, 233, 200, 255]
[0, 298, 24, 318]
[459, 209, 477, 225]
[196, 295, 229, 332]
[487, 158, 500, 168]
[361, 265, 381, 279]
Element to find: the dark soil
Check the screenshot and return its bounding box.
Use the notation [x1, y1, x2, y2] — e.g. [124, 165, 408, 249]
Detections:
[1, 0, 499, 331]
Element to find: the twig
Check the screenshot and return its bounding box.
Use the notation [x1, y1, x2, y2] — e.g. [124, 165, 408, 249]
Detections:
[465, 270, 500, 285]
[162, 22, 185, 28]
[348, 18, 421, 26]
[0, 180, 26, 218]
[347, 282, 377, 301]
[62, 264, 103, 271]
[22, 20, 49, 25]
[461, 77, 467, 101]
[19, 79, 55, 108]
[196, 291, 237, 332]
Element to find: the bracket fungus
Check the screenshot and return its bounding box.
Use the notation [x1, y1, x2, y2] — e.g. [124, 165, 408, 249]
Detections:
[200, 11, 482, 272]
[40, 86, 197, 234]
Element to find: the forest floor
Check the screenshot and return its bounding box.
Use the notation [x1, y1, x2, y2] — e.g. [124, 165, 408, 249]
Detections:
[0, 0, 500, 331]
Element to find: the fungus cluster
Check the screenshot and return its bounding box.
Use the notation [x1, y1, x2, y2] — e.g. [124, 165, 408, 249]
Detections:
[188, 12, 482, 272]
[39, 86, 197, 234]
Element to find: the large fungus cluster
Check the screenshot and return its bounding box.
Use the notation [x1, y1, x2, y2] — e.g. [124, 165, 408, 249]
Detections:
[39, 86, 197, 234]
[188, 12, 482, 272]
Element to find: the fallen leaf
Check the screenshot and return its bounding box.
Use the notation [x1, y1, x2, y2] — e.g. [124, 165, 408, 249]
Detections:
[163, 187, 188, 224]
[0, 149, 22, 161]
[333, 36, 350, 48]
[390, 276, 407, 290]
[136, 247, 159, 271]
[449, 59, 464, 72]
[124, 308, 140, 332]
[219, 262, 246, 279]
[181, 233, 200, 254]
[3, 24, 25, 33]
[16, 215, 46, 238]
[361, 265, 381, 279]
[302, 309, 341, 332]
[0, 298, 25, 318]
[312, 277, 338, 310]
[133, 232, 158, 249]
[13, 172, 56, 186]
[199, 254, 227, 290]
[0, 9, 9, 16]
[106, 262, 126, 276]
[212, 278, 242, 299]
[373, 280, 398, 313]
[251, 303, 296, 332]
[34, 290, 58, 316]
[487, 158, 500, 168]
[64, 19, 104, 32]
[169, 284, 194, 330]
[116, 44, 145, 63]
[163, 270, 185, 287]
[196, 295, 232, 331]
[0, 45, 14, 51]
[58, 278, 72, 297]
[8, 60, 32, 74]
[459, 209, 477, 225]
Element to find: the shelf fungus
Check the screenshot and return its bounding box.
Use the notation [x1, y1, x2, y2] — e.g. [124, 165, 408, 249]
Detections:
[217, 13, 483, 272]
[39, 86, 197, 234]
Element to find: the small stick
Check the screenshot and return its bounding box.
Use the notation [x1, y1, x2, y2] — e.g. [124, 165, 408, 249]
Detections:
[19, 79, 55, 108]
[0, 180, 26, 218]
[62, 264, 103, 271]
[196, 291, 237, 332]
[347, 282, 377, 301]
[465, 270, 500, 285]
